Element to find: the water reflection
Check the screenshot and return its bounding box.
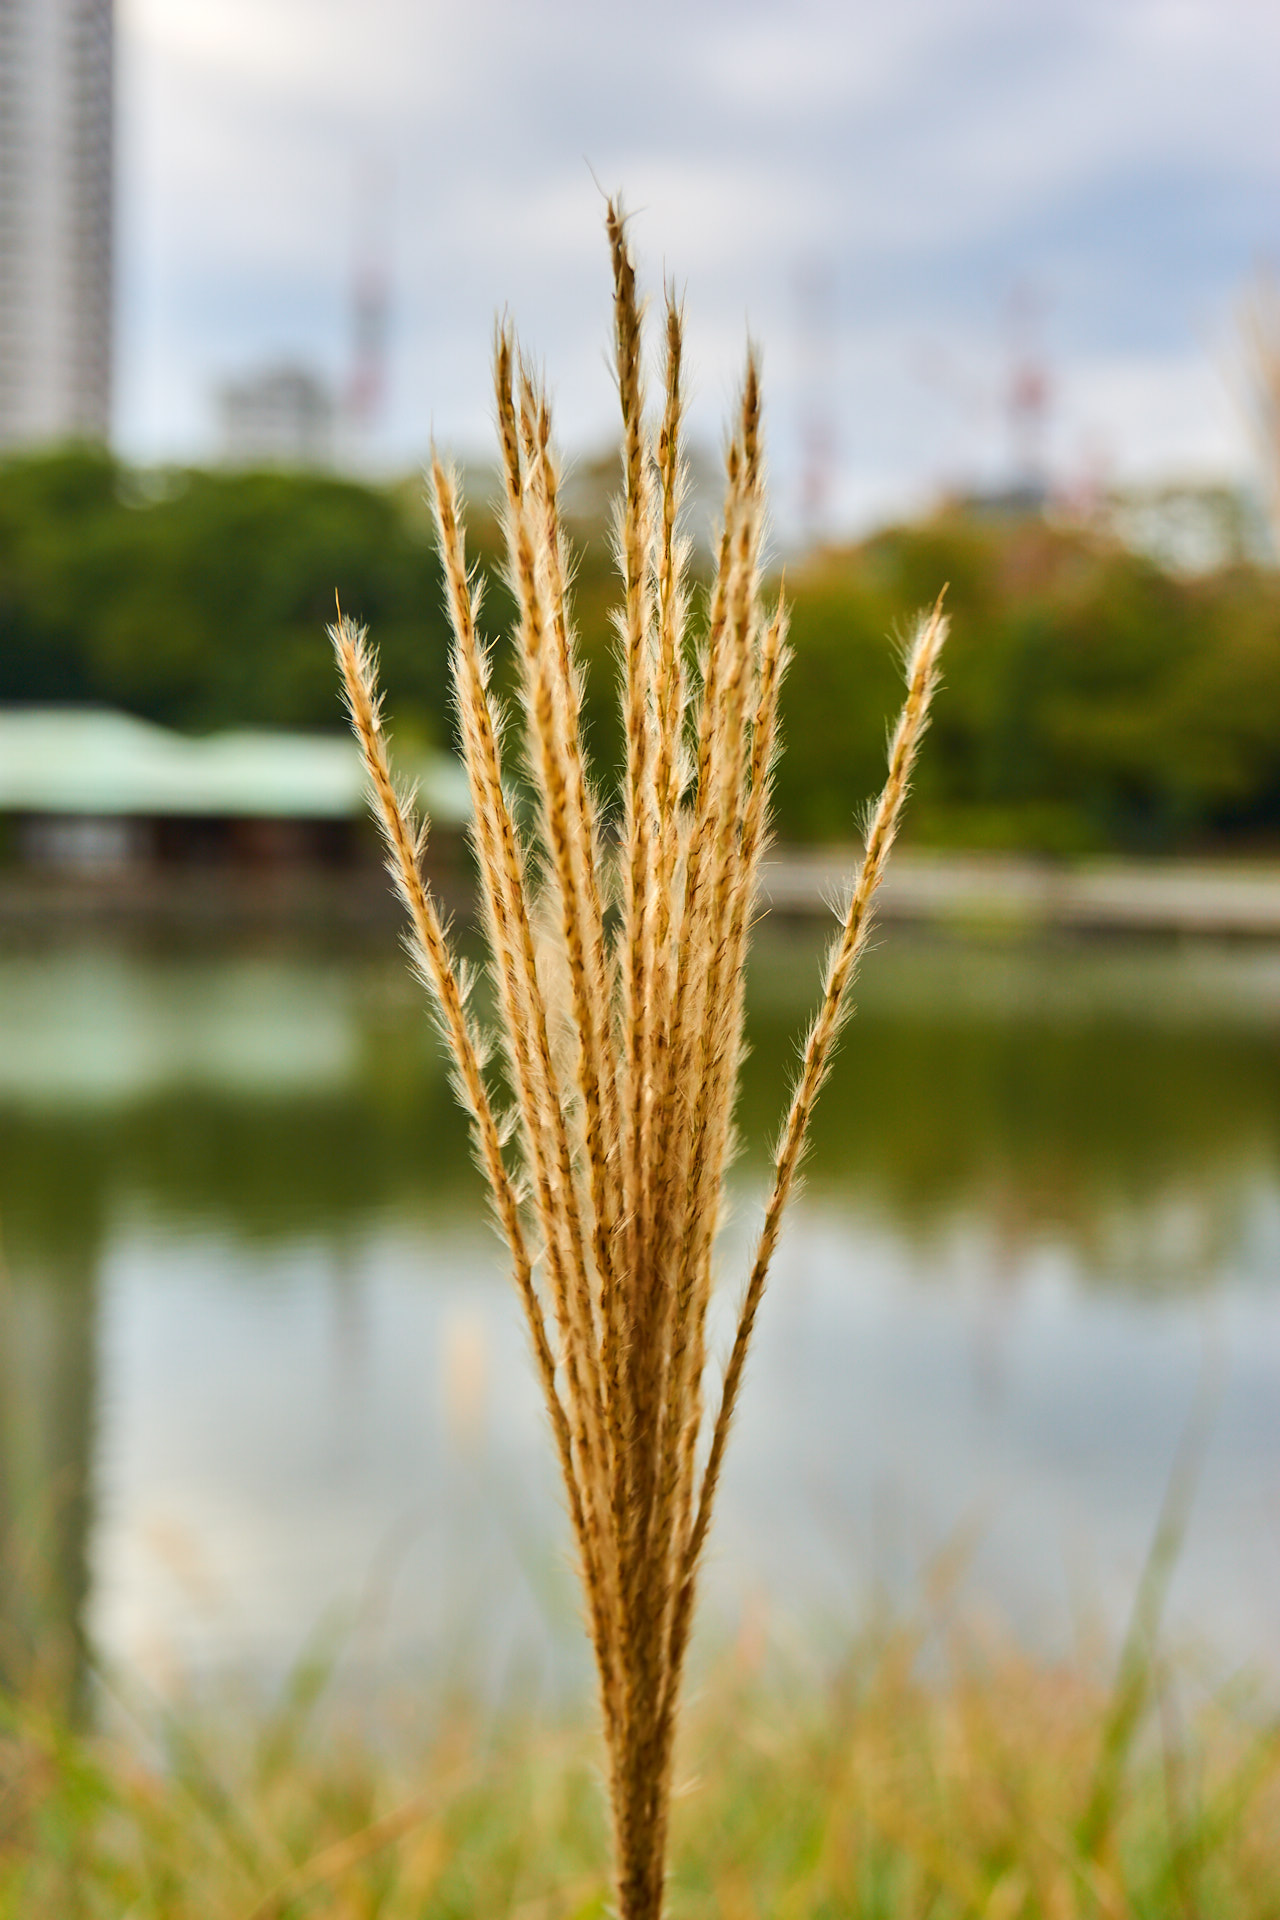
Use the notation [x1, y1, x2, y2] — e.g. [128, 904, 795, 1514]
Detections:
[745, 930, 1280, 1290]
[0, 1250, 94, 1709]
[0, 928, 1277, 1696]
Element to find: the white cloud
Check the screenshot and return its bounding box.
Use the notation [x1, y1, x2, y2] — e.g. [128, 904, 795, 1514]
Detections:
[114, 0, 1278, 521]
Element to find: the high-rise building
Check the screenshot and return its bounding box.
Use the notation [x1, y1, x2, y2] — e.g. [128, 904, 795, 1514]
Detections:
[0, 0, 113, 448]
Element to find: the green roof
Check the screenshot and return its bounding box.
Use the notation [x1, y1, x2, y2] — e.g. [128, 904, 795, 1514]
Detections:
[0, 708, 470, 824]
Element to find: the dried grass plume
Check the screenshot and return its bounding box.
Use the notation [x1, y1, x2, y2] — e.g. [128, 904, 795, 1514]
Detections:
[332, 199, 946, 1920]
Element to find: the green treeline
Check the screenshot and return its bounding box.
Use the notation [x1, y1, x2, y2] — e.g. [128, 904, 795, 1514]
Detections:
[780, 518, 1280, 852]
[2, 447, 1279, 853]
[0, 449, 456, 739]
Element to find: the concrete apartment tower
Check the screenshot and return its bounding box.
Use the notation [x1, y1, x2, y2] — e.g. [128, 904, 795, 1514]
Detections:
[0, 0, 113, 448]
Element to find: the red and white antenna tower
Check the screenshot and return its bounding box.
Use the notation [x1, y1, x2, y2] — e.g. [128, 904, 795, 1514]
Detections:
[345, 156, 392, 444]
[1006, 281, 1051, 493]
[795, 255, 838, 547]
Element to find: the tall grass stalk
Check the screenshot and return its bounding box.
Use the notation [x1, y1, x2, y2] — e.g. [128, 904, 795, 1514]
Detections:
[332, 201, 946, 1920]
[1240, 274, 1280, 547]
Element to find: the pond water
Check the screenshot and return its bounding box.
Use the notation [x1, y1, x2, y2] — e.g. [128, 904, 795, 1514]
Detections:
[1, 923, 1278, 1700]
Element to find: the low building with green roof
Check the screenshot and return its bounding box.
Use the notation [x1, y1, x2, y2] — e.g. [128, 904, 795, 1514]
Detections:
[0, 708, 469, 873]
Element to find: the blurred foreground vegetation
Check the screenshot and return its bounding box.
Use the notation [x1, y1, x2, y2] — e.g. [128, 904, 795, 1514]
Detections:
[2, 448, 1280, 856]
[3, 1618, 1279, 1918]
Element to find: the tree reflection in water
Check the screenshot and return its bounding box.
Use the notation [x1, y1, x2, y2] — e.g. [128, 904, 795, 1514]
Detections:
[0, 926, 1277, 1692]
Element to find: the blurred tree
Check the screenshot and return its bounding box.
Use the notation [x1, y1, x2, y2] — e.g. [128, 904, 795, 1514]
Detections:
[0, 452, 454, 739]
[776, 515, 1280, 852]
[2, 450, 1279, 853]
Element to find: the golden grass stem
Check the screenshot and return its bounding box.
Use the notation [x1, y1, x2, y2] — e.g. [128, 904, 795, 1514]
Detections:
[333, 206, 945, 1920]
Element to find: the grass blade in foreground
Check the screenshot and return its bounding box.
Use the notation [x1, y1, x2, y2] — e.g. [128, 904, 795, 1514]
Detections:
[332, 201, 946, 1920]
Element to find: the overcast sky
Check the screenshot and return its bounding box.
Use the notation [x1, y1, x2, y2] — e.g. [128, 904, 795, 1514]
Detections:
[116, 0, 1280, 537]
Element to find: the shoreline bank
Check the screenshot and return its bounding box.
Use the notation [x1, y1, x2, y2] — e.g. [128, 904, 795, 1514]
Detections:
[763, 849, 1280, 937]
[4, 849, 1280, 938]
